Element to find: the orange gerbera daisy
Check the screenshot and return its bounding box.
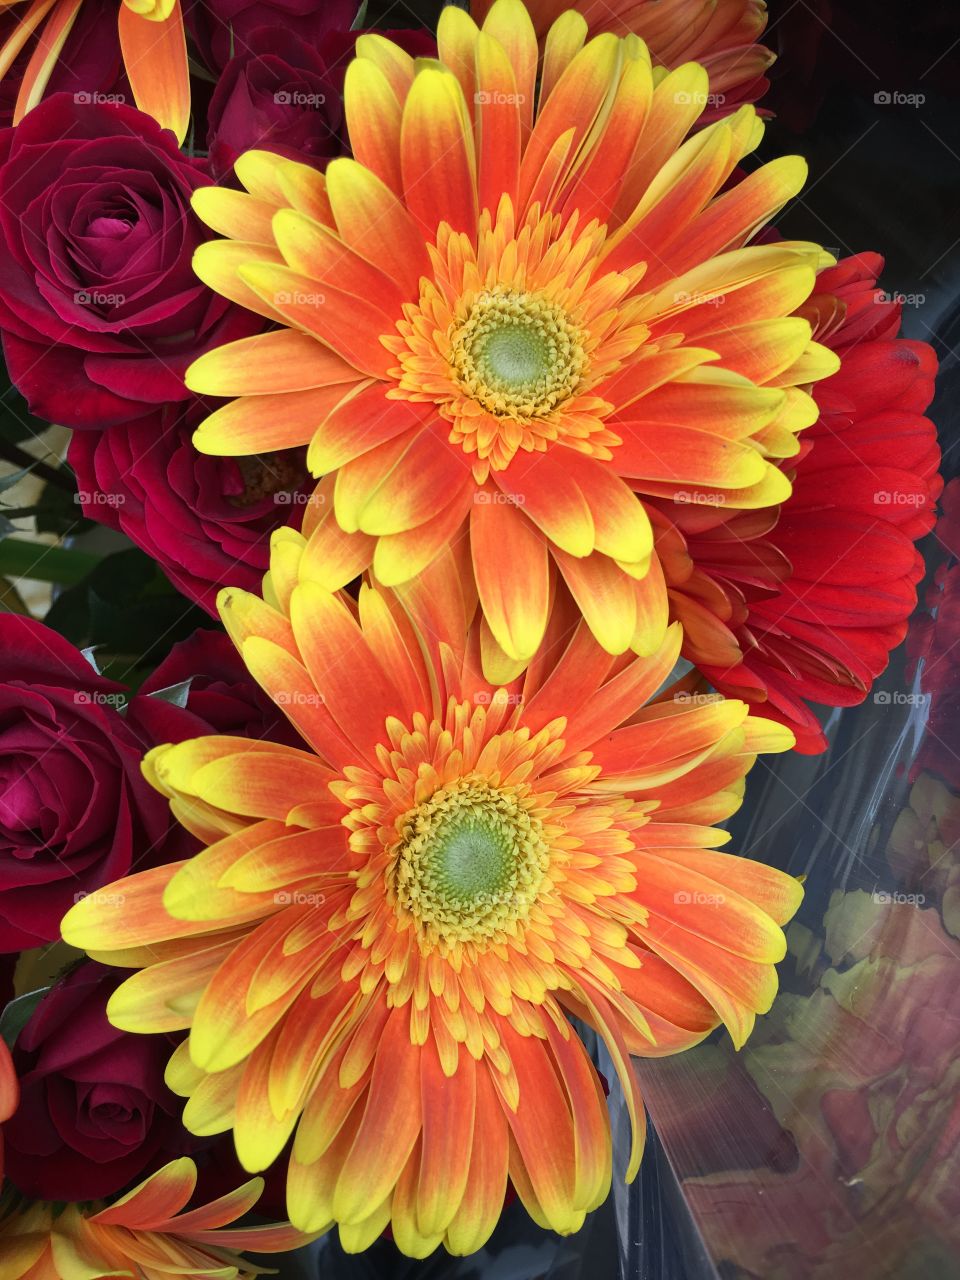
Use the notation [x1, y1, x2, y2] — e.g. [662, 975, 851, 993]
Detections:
[185, 0, 838, 671]
[472, 0, 774, 115]
[0, 0, 188, 141]
[0, 1157, 315, 1278]
[63, 531, 802, 1256]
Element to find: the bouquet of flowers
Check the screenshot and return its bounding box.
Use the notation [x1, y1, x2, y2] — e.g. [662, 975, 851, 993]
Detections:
[0, 0, 940, 1274]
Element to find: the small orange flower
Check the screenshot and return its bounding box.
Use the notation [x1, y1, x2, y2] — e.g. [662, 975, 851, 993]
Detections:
[0, 1157, 316, 1278]
[0, 0, 188, 141]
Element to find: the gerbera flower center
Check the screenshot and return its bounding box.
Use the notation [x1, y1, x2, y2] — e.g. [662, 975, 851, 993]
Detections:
[392, 776, 549, 948]
[450, 287, 588, 421]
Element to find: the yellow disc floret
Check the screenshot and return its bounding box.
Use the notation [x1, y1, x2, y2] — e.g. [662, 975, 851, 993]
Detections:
[391, 776, 550, 949]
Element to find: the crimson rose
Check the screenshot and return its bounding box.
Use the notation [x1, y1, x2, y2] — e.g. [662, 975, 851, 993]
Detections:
[68, 400, 312, 615]
[0, 616, 193, 950]
[206, 27, 342, 179]
[139, 628, 304, 748]
[186, 0, 360, 72]
[0, 93, 258, 430]
[3, 963, 188, 1200]
[204, 24, 436, 180]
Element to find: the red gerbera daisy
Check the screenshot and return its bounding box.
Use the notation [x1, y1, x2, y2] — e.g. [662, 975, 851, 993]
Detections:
[657, 253, 941, 751]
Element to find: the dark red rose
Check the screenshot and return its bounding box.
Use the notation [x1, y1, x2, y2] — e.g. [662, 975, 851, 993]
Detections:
[68, 399, 313, 615]
[200, 15, 435, 180]
[0, 93, 259, 430]
[139, 628, 304, 748]
[3, 962, 192, 1201]
[0, 615, 197, 951]
[206, 27, 343, 180]
[186, 0, 360, 73]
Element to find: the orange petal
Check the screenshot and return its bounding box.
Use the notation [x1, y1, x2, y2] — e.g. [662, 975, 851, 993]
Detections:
[491, 1022, 579, 1234]
[306, 381, 433, 475]
[475, 32, 521, 213]
[544, 1019, 611, 1211]
[613, 62, 710, 222]
[493, 450, 595, 557]
[118, 0, 189, 144]
[325, 156, 430, 298]
[289, 581, 405, 763]
[344, 56, 404, 196]
[0, 0, 58, 90]
[191, 240, 287, 324]
[444, 1064, 509, 1255]
[187, 330, 357, 397]
[355, 31, 419, 100]
[192, 383, 361, 456]
[417, 1033, 476, 1237]
[518, 33, 620, 214]
[480, 0, 537, 136]
[106, 935, 237, 1033]
[546, 622, 683, 755]
[373, 486, 472, 587]
[335, 426, 475, 538]
[188, 907, 319, 1071]
[437, 3, 480, 120]
[612, 422, 767, 488]
[13, 0, 81, 122]
[334, 1007, 423, 1224]
[650, 156, 808, 283]
[561, 452, 654, 565]
[471, 492, 550, 661]
[191, 186, 277, 244]
[297, 476, 377, 589]
[60, 861, 190, 953]
[240, 636, 357, 767]
[553, 548, 637, 654]
[91, 1157, 196, 1228]
[238, 262, 396, 378]
[558, 47, 653, 225]
[569, 979, 646, 1179]
[401, 67, 478, 237]
[272, 208, 407, 313]
[539, 9, 588, 107]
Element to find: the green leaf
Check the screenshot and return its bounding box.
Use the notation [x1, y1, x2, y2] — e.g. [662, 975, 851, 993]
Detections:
[0, 465, 36, 496]
[147, 678, 193, 708]
[0, 538, 101, 585]
[0, 987, 49, 1051]
[44, 547, 213, 683]
[33, 475, 92, 537]
[80, 645, 102, 674]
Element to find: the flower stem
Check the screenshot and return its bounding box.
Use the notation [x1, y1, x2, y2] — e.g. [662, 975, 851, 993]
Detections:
[0, 538, 98, 585]
[0, 439, 74, 492]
